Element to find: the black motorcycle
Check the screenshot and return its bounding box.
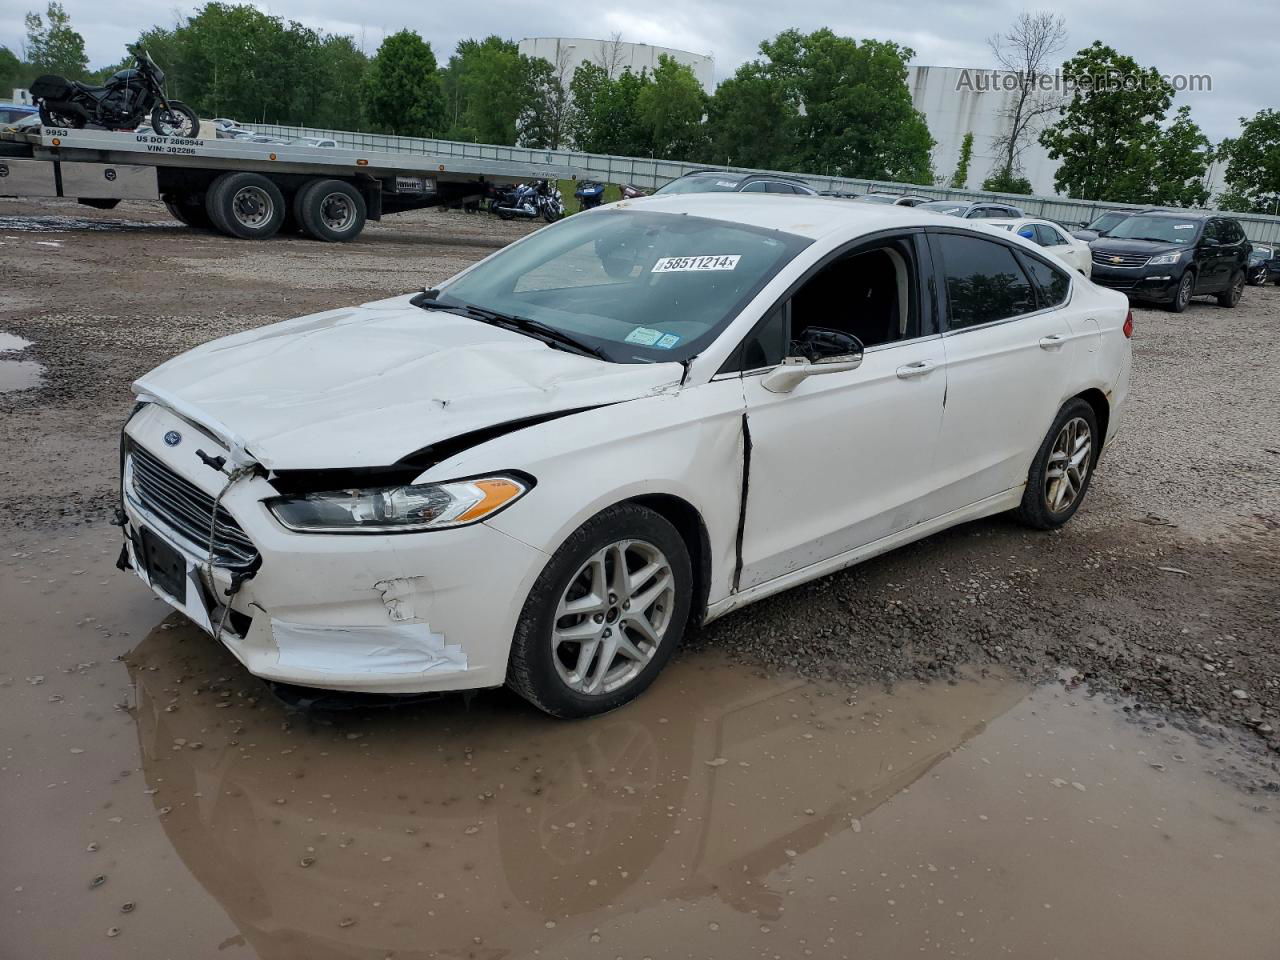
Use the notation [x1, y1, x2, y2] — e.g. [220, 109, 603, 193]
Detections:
[492, 180, 565, 222]
[31, 46, 199, 137]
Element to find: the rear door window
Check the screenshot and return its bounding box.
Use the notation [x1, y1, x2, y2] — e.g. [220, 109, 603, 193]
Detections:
[1020, 254, 1071, 308]
[933, 233, 1037, 330]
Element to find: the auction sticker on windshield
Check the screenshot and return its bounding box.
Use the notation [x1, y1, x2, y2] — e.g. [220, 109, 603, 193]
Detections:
[652, 255, 741, 273]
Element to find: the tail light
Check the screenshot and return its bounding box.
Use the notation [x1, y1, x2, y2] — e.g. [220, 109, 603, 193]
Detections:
[1122, 310, 1134, 338]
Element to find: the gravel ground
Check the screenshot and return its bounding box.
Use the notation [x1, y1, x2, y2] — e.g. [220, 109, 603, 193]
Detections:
[1, 198, 1277, 775]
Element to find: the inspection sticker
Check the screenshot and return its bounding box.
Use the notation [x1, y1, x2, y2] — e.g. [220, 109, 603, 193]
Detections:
[624, 327, 664, 345]
[652, 255, 741, 273]
[656, 333, 681, 349]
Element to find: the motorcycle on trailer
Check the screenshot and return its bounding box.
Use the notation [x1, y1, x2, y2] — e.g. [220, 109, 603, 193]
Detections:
[30, 45, 200, 137]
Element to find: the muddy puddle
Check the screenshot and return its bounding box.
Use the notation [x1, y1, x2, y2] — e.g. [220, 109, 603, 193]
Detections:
[0, 331, 43, 392]
[0, 216, 173, 233]
[3, 525, 1279, 959]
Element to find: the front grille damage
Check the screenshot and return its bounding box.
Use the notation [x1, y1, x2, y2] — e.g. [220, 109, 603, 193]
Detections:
[125, 440, 259, 569]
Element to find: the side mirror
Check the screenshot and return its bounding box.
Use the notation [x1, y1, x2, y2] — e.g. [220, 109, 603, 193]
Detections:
[762, 347, 864, 394]
[1201, 237, 1220, 248]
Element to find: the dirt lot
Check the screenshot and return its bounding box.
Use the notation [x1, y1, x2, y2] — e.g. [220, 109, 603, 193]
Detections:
[1, 198, 1279, 958]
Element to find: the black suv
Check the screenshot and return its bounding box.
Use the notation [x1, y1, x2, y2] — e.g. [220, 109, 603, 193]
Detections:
[1089, 212, 1249, 312]
[654, 170, 818, 196]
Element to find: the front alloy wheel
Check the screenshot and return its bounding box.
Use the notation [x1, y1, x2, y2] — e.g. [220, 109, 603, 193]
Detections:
[507, 503, 692, 718]
[552, 540, 675, 695]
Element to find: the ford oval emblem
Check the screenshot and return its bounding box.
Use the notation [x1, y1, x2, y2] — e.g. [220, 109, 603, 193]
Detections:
[163, 430, 182, 447]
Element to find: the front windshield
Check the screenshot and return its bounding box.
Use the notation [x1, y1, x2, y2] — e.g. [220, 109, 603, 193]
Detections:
[655, 175, 743, 195]
[1089, 211, 1129, 234]
[1105, 215, 1201, 244]
[857, 194, 897, 204]
[918, 201, 967, 216]
[441, 210, 809, 363]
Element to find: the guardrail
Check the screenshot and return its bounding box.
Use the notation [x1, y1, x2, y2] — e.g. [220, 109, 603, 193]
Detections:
[253, 123, 1280, 245]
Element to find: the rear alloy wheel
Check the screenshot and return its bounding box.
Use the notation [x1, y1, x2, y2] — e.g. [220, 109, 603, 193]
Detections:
[1167, 272, 1194, 313]
[294, 179, 366, 242]
[1217, 270, 1245, 307]
[1015, 398, 1099, 530]
[1247, 265, 1267, 286]
[206, 172, 285, 239]
[507, 504, 692, 718]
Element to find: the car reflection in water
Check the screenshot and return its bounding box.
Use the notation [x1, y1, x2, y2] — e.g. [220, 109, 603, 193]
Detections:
[127, 619, 1026, 959]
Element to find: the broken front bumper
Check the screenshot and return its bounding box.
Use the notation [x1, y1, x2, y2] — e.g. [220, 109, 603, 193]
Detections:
[119, 403, 549, 694]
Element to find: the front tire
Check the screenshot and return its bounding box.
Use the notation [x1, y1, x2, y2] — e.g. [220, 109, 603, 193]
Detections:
[506, 503, 692, 718]
[1217, 270, 1245, 307]
[1166, 271, 1194, 313]
[151, 101, 199, 138]
[1014, 398, 1100, 530]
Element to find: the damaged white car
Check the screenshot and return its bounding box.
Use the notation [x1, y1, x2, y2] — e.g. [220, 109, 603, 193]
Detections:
[118, 195, 1132, 717]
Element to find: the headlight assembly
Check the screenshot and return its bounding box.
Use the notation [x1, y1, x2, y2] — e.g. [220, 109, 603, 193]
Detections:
[267, 474, 531, 533]
[1146, 251, 1182, 266]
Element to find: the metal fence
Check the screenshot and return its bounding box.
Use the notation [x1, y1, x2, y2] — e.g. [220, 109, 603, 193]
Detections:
[255, 123, 1280, 245]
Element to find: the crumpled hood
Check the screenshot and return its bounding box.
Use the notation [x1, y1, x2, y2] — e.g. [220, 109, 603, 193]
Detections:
[134, 294, 684, 470]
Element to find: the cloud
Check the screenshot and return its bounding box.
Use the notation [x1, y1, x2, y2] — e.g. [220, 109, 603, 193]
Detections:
[12, 0, 1267, 142]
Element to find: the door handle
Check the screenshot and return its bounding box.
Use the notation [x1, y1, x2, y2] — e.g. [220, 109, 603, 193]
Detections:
[1039, 334, 1067, 350]
[895, 359, 937, 379]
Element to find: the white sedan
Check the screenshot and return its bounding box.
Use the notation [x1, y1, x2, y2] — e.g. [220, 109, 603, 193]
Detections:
[119, 196, 1132, 717]
[979, 217, 1094, 276]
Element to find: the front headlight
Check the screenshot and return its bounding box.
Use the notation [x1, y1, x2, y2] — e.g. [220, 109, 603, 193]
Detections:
[1147, 251, 1182, 266]
[266, 474, 530, 533]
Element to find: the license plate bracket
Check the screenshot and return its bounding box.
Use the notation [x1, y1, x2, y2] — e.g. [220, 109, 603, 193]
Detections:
[140, 527, 186, 601]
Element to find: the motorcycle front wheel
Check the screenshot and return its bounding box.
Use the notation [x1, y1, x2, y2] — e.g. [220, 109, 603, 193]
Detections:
[151, 101, 200, 138]
[38, 102, 85, 128]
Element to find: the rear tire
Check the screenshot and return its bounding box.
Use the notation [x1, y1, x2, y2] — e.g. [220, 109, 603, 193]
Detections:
[163, 200, 211, 228]
[506, 503, 692, 718]
[1217, 270, 1245, 307]
[294, 179, 366, 242]
[37, 102, 85, 128]
[1014, 398, 1100, 531]
[205, 172, 285, 240]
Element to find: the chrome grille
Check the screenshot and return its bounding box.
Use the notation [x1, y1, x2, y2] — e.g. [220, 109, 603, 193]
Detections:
[126, 442, 258, 568]
[1092, 250, 1150, 268]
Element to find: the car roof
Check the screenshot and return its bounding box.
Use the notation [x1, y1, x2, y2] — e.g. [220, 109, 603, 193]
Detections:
[608, 192, 1012, 240]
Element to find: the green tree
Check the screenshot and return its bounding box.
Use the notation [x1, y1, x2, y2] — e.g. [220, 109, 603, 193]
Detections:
[444, 36, 526, 144]
[634, 55, 707, 160]
[950, 131, 975, 188]
[706, 63, 795, 168]
[23, 2, 87, 78]
[519, 55, 571, 149]
[1150, 106, 1211, 207]
[1215, 109, 1280, 214]
[981, 169, 1033, 194]
[1039, 42, 1201, 203]
[568, 63, 653, 155]
[0, 45, 34, 93]
[752, 29, 934, 182]
[364, 29, 444, 137]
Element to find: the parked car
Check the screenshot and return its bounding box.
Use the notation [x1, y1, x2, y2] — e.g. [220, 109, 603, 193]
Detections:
[211, 117, 241, 130]
[216, 127, 256, 140]
[1071, 209, 1134, 242]
[1246, 242, 1279, 285]
[917, 199, 1024, 219]
[118, 196, 1131, 718]
[855, 193, 934, 207]
[981, 217, 1093, 276]
[654, 170, 818, 196]
[1089, 211, 1249, 312]
[293, 136, 337, 148]
[818, 190, 861, 199]
[247, 134, 290, 145]
[0, 102, 37, 124]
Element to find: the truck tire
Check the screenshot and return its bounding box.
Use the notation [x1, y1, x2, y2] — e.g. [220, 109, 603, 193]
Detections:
[294, 179, 366, 242]
[164, 200, 212, 229]
[205, 172, 286, 240]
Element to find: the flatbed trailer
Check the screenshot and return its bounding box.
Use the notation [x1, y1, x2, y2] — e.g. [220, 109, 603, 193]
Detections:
[0, 126, 578, 242]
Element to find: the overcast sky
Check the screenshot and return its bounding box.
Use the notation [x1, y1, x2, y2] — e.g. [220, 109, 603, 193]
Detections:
[1, 0, 1267, 143]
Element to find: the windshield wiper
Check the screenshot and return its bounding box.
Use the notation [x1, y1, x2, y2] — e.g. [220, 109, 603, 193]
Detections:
[411, 292, 610, 361]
